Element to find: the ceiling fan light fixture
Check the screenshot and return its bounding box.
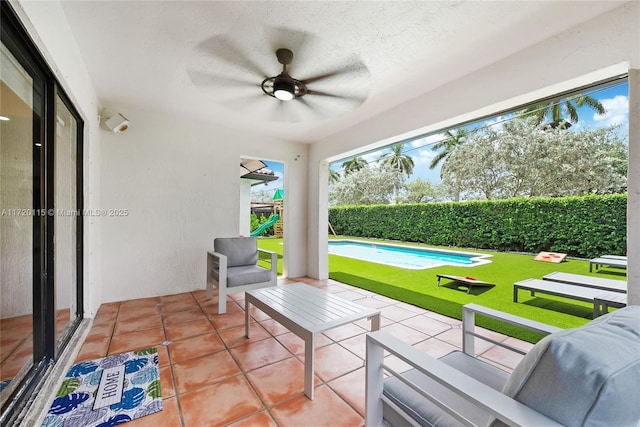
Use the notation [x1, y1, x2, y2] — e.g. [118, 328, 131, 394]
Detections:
[273, 77, 295, 101]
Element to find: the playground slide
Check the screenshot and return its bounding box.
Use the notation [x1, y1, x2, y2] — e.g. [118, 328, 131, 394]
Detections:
[250, 215, 280, 237]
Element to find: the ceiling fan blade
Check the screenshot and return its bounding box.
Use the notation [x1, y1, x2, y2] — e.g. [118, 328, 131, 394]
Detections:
[186, 69, 257, 87]
[306, 89, 366, 102]
[196, 35, 269, 78]
[301, 60, 369, 85]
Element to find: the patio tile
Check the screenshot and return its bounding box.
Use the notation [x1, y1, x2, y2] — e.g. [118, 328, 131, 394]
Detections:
[75, 336, 110, 362]
[229, 337, 293, 371]
[322, 322, 367, 342]
[435, 328, 494, 356]
[161, 299, 200, 314]
[163, 317, 214, 341]
[179, 375, 262, 427]
[381, 322, 430, 345]
[226, 411, 277, 427]
[328, 367, 367, 416]
[380, 305, 419, 322]
[159, 365, 175, 398]
[479, 345, 526, 371]
[168, 332, 225, 363]
[208, 311, 247, 330]
[424, 311, 462, 326]
[270, 385, 363, 427]
[113, 315, 163, 335]
[218, 322, 271, 348]
[108, 328, 165, 355]
[276, 332, 333, 355]
[309, 343, 363, 381]
[119, 297, 160, 311]
[162, 307, 208, 326]
[247, 356, 320, 406]
[259, 318, 292, 336]
[117, 306, 162, 323]
[332, 289, 369, 301]
[156, 345, 170, 367]
[412, 337, 461, 359]
[400, 314, 452, 336]
[338, 334, 367, 359]
[173, 350, 241, 394]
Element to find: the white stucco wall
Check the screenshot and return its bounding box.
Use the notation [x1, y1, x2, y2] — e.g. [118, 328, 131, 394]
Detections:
[97, 106, 307, 302]
[308, 2, 640, 290]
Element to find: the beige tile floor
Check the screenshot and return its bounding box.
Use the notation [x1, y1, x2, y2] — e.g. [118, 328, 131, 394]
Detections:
[73, 277, 531, 427]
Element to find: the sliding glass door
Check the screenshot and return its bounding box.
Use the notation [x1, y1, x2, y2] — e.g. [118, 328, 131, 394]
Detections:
[1, 2, 84, 422]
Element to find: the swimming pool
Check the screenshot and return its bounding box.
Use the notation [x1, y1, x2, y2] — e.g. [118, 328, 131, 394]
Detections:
[328, 240, 492, 269]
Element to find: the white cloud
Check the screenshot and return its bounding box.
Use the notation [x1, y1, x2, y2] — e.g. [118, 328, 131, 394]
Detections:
[593, 95, 628, 127]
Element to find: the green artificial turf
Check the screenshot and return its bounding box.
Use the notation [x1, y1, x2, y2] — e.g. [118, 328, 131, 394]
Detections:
[257, 236, 626, 342]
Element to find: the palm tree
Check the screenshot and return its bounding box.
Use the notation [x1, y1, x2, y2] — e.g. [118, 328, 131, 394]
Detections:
[429, 128, 467, 170]
[379, 144, 414, 177]
[523, 93, 606, 128]
[342, 156, 368, 175]
[328, 168, 341, 184]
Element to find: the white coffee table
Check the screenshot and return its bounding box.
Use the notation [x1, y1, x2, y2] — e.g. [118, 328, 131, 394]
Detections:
[245, 283, 381, 400]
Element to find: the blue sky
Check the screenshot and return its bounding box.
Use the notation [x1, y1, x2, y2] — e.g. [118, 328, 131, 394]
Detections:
[332, 80, 629, 184]
[254, 80, 629, 192]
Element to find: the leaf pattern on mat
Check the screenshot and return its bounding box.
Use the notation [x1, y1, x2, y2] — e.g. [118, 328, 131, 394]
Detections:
[100, 353, 129, 369]
[134, 347, 157, 356]
[134, 399, 163, 418]
[96, 414, 132, 426]
[109, 387, 145, 411]
[40, 415, 63, 427]
[145, 380, 162, 399]
[48, 392, 91, 415]
[56, 377, 81, 397]
[59, 406, 107, 427]
[124, 357, 148, 374]
[67, 361, 98, 377]
[86, 369, 103, 387]
[131, 367, 158, 385]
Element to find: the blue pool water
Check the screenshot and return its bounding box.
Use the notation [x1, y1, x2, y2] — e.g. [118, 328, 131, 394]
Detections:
[328, 240, 491, 269]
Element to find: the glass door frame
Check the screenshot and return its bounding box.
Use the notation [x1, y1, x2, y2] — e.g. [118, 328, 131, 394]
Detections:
[1, 1, 84, 422]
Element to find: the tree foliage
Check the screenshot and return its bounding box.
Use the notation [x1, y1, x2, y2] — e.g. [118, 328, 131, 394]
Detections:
[400, 178, 444, 203]
[429, 128, 468, 171]
[342, 156, 368, 175]
[378, 144, 415, 177]
[440, 118, 627, 200]
[523, 93, 606, 126]
[329, 165, 404, 206]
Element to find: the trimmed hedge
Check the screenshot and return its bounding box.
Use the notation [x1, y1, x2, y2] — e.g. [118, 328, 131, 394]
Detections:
[328, 194, 626, 259]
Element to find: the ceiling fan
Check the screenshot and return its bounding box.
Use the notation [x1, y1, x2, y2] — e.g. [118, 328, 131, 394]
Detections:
[188, 31, 370, 121]
[260, 48, 361, 103]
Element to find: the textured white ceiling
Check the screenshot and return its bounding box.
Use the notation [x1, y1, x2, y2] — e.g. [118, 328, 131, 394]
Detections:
[60, 1, 624, 143]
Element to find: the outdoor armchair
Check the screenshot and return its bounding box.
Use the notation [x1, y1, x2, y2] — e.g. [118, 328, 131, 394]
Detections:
[206, 236, 277, 314]
[365, 303, 640, 427]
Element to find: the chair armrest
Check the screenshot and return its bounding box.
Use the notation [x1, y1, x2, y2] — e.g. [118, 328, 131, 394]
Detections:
[258, 249, 278, 274]
[365, 331, 563, 427]
[208, 251, 227, 271]
[462, 303, 562, 356]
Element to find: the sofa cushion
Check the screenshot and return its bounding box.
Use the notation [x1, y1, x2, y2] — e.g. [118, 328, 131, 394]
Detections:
[383, 350, 510, 426]
[214, 237, 258, 267]
[495, 306, 640, 427]
[226, 265, 271, 287]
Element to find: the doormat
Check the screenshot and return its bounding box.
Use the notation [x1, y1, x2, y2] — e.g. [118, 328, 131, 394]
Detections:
[42, 347, 162, 427]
